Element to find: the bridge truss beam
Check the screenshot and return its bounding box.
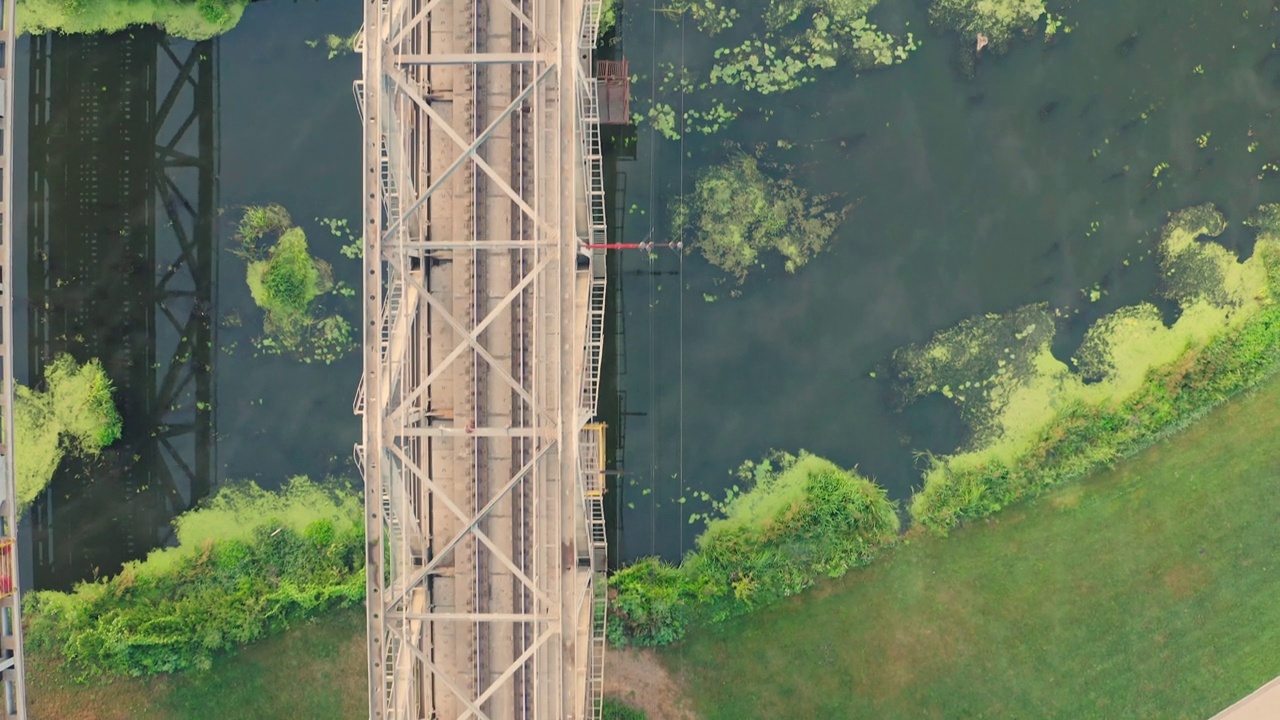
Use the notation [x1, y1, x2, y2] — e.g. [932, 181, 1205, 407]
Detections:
[359, 0, 604, 714]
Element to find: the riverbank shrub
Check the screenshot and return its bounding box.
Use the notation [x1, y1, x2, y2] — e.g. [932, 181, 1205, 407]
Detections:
[24, 477, 364, 677]
[672, 153, 849, 282]
[608, 452, 897, 646]
[235, 205, 354, 364]
[903, 203, 1280, 532]
[15, 355, 122, 510]
[597, 0, 617, 36]
[19, 0, 248, 39]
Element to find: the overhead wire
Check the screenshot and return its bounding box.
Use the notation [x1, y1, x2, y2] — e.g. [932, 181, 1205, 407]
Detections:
[676, 1, 687, 555]
[646, 0, 658, 555]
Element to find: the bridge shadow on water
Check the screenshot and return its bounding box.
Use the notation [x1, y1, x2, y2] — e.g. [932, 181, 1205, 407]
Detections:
[22, 29, 217, 591]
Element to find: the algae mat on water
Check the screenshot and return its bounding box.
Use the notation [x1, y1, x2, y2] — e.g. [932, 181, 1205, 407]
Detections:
[662, 374, 1280, 719]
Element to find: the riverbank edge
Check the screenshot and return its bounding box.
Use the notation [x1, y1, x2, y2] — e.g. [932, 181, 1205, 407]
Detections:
[609, 213, 1280, 648]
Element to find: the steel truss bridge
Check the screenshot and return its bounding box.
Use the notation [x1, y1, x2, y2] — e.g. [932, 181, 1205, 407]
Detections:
[0, 0, 610, 712]
[356, 0, 609, 714]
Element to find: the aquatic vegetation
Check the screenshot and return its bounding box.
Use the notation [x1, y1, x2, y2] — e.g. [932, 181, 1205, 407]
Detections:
[646, 102, 681, 141]
[893, 303, 1056, 445]
[608, 452, 898, 646]
[930, 0, 1048, 48]
[1042, 10, 1069, 40]
[634, 0, 917, 140]
[24, 477, 364, 677]
[320, 216, 362, 259]
[711, 39, 823, 94]
[18, 0, 247, 39]
[235, 205, 355, 364]
[671, 152, 848, 282]
[247, 227, 331, 343]
[306, 30, 360, 59]
[236, 203, 292, 249]
[15, 355, 122, 510]
[901, 204, 1280, 532]
[683, 102, 740, 135]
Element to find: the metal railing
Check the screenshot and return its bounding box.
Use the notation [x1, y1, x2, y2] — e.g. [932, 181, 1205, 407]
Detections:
[580, 424, 608, 720]
[578, 77, 608, 247]
[0, 0, 26, 712]
[580, 272, 607, 419]
[579, 0, 602, 49]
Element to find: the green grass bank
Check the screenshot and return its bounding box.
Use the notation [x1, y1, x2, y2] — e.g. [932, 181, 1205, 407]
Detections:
[28, 608, 366, 720]
[662, 373, 1280, 719]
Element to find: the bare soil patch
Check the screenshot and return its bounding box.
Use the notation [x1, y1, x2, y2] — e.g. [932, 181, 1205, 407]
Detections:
[606, 647, 698, 720]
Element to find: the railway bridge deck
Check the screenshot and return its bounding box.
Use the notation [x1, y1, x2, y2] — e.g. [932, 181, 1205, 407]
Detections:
[357, 0, 609, 715]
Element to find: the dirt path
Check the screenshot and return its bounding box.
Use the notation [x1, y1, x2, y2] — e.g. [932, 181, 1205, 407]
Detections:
[605, 648, 699, 720]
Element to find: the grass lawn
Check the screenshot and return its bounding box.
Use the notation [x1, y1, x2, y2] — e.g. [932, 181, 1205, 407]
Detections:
[28, 607, 367, 719]
[662, 375, 1280, 719]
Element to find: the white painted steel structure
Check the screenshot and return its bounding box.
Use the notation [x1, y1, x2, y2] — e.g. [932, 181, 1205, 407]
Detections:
[0, 0, 27, 714]
[357, 0, 608, 714]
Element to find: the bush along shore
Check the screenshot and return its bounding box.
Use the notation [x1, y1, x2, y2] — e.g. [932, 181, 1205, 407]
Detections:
[19, 0, 249, 39]
[609, 452, 898, 646]
[610, 201, 1280, 646]
[15, 354, 122, 511]
[25, 477, 364, 677]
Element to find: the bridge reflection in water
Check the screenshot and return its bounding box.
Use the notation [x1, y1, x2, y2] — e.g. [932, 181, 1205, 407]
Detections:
[25, 29, 217, 592]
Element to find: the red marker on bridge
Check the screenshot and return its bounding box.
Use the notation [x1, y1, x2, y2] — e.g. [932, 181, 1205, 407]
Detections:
[581, 241, 683, 252]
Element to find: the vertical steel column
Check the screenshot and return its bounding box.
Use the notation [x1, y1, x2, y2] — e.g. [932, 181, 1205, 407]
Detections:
[0, 0, 27, 714]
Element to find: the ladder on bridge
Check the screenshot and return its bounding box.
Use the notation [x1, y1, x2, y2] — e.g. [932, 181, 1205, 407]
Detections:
[579, 0, 603, 49]
[580, 273, 607, 420]
[580, 424, 609, 719]
[579, 79, 608, 248]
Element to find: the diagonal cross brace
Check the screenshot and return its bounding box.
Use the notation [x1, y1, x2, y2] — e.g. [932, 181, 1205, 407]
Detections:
[388, 0, 449, 48]
[386, 442, 555, 610]
[398, 269, 556, 427]
[384, 442, 552, 609]
[456, 623, 560, 720]
[388, 254, 552, 426]
[392, 626, 493, 720]
[388, 0, 540, 49]
[381, 63, 555, 244]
